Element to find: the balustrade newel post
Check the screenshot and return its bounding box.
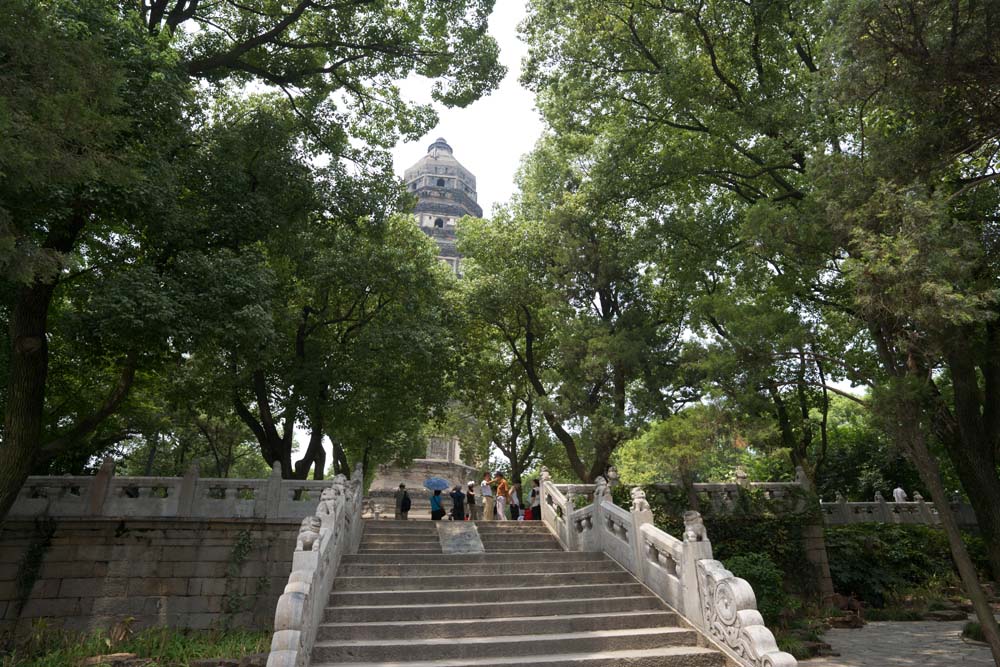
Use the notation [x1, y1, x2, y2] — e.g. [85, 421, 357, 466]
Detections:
[177, 462, 199, 517]
[87, 458, 115, 517]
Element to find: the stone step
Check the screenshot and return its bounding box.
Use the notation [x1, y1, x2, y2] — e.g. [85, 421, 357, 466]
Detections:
[328, 582, 647, 606]
[479, 538, 561, 547]
[317, 610, 679, 640]
[483, 546, 563, 552]
[360, 533, 442, 543]
[338, 559, 624, 577]
[359, 540, 442, 549]
[341, 551, 605, 565]
[478, 534, 558, 541]
[324, 594, 667, 623]
[475, 523, 551, 530]
[317, 646, 725, 667]
[312, 627, 699, 663]
[356, 549, 443, 555]
[333, 570, 635, 591]
[358, 540, 442, 548]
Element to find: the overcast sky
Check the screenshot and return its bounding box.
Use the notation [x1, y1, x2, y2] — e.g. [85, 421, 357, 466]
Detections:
[390, 2, 544, 216]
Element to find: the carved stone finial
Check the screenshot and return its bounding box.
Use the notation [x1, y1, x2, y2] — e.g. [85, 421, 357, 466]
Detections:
[271, 460, 283, 479]
[835, 492, 846, 504]
[630, 487, 650, 513]
[683, 510, 707, 542]
[540, 467, 551, 482]
[874, 491, 885, 502]
[297, 516, 321, 551]
[593, 476, 609, 501]
[913, 491, 924, 502]
[606, 466, 620, 487]
[734, 466, 749, 486]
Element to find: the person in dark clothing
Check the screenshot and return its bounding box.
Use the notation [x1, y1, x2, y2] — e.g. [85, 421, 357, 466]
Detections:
[430, 489, 445, 520]
[400, 488, 412, 519]
[529, 478, 542, 519]
[450, 486, 465, 521]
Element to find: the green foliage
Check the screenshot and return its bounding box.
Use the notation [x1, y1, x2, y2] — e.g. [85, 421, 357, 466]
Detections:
[1, 623, 269, 667]
[824, 524, 988, 607]
[815, 395, 923, 501]
[725, 552, 791, 627]
[964, 620, 1000, 644]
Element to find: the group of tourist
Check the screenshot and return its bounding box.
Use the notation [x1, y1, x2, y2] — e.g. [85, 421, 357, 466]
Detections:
[393, 472, 543, 521]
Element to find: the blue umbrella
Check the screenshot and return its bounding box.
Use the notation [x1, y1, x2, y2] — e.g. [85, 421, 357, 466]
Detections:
[423, 477, 451, 491]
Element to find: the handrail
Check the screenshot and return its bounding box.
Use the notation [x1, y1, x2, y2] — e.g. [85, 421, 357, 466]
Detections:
[538, 469, 796, 667]
[266, 465, 365, 667]
[11, 461, 336, 521]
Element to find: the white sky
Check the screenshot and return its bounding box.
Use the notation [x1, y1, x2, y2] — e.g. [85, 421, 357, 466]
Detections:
[390, 2, 543, 216]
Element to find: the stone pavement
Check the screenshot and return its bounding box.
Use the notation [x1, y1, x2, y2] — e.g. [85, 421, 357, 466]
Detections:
[805, 620, 994, 666]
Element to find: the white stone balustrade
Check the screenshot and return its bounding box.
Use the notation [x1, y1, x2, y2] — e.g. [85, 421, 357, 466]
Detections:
[10, 460, 333, 521]
[818, 493, 978, 527]
[539, 468, 796, 667]
[650, 479, 977, 528]
[267, 464, 365, 667]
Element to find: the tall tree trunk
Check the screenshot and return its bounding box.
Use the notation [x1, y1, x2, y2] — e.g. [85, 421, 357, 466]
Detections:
[294, 413, 326, 480]
[896, 401, 1000, 663]
[0, 281, 57, 522]
[330, 439, 351, 477]
[938, 433, 1000, 580]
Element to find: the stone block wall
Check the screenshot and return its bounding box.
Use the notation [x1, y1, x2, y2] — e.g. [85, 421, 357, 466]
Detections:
[0, 517, 298, 635]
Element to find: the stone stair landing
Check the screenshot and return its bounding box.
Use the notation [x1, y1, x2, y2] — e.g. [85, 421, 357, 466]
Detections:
[311, 520, 726, 667]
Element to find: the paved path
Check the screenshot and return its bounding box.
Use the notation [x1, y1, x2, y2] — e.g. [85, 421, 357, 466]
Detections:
[805, 620, 994, 666]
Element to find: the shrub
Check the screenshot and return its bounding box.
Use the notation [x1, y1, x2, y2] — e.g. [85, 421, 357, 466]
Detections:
[724, 552, 789, 626]
[823, 524, 986, 607]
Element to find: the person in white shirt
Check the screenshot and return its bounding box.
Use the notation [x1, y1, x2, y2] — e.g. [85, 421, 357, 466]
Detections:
[892, 486, 908, 503]
[509, 483, 521, 520]
[480, 473, 495, 521]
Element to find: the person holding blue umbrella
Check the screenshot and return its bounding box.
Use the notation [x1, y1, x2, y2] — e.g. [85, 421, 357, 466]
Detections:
[429, 489, 445, 520]
[424, 477, 450, 520]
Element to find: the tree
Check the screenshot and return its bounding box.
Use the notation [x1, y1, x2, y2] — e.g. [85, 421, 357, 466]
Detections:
[142, 0, 504, 110]
[229, 214, 458, 479]
[459, 139, 695, 482]
[452, 326, 554, 484]
[0, 0, 192, 518]
[522, 0, 1000, 657]
[1, 0, 505, 520]
[616, 404, 737, 509]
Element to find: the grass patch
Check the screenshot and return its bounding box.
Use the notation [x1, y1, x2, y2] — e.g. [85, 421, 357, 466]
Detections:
[1, 623, 269, 667]
[963, 620, 1000, 644]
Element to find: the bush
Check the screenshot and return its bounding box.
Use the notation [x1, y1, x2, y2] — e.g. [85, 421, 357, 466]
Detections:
[962, 620, 1000, 644]
[724, 552, 789, 626]
[823, 524, 986, 607]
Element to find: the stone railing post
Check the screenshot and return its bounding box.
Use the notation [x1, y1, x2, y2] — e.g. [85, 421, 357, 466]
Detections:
[565, 491, 579, 551]
[875, 491, 890, 522]
[87, 458, 115, 516]
[177, 462, 199, 517]
[914, 492, 935, 524]
[264, 461, 283, 519]
[630, 487, 654, 581]
[680, 511, 713, 626]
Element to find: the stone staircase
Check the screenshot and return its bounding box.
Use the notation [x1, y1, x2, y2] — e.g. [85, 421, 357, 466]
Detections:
[310, 520, 726, 667]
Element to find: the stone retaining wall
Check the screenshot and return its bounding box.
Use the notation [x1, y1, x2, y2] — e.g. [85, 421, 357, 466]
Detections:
[0, 517, 297, 635]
